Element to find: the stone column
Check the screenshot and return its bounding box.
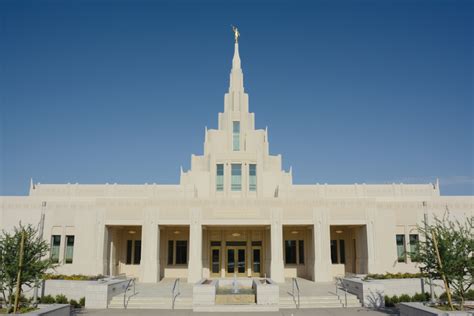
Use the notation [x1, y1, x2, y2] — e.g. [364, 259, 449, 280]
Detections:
[96, 210, 108, 275]
[188, 208, 203, 283]
[313, 208, 332, 282]
[141, 210, 160, 282]
[270, 208, 284, 283]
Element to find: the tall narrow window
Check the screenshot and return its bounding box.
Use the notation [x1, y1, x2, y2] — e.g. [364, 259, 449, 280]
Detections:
[249, 164, 256, 192]
[126, 240, 133, 264]
[298, 240, 305, 264]
[134, 240, 141, 265]
[233, 121, 240, 151]
[168, 240, 174, 265]
[65, 235, 75, 264]
[285, 240, 297, 264]
[231, 164, 242, 191]
[175, 240, 188, 264]
[216, 164, 224, 192]
[339, 240, 346, 264]
[396, 234, 406, 262]
[409, 234, 419, 262]
[330, 240, 338, 264]
[51, 235, 61, 263]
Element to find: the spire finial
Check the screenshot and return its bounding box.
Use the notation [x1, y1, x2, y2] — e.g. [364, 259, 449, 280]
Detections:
[231, 25, 240, 43]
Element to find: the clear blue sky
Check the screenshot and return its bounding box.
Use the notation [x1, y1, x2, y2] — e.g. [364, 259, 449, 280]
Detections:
[1, 0, 473, 196]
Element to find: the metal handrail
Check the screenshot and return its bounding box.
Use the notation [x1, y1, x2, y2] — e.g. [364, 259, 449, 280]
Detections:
[335, 277, 347, 307]
[291, 277, 300, 309]
[171, 278, 181, 310]
[123, 278, 136, 309]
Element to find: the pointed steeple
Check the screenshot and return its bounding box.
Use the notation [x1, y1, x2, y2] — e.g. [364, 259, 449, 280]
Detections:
[229, 26, 244, 92]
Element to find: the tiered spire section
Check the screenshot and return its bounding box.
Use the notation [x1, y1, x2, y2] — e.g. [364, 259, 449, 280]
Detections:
[229, 42, 244, 92]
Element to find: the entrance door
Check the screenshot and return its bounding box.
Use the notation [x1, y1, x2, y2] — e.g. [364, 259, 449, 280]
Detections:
[252, 247, 262, 277]
[226, 247, 246, 276]
[210, 246, 221, 276]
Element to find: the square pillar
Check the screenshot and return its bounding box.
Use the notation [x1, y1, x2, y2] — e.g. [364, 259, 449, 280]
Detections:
[141, 218, 160, 282]
[96, 211, 108, 275]
[313, 208, 332, 282]
[270, 209, 284, 283]
[188, 209, 203, 283]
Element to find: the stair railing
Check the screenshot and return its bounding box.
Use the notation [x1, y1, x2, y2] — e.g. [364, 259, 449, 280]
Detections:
[123, 278, 136, 309]
[335, 277, 347, 307]
[291, 277, 300, 309]
[171, 278, 181, 310]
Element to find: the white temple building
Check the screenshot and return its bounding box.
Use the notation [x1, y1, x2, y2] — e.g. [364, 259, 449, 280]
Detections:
[1, 37, 472, 285]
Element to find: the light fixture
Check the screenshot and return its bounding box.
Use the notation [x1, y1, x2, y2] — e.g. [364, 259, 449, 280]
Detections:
[335, 230, 343, 234]
[173, 230, 181, 235]
[232, 232, 241, 237]
[291, 231, 299, 235]
[128, 230, 136, 235]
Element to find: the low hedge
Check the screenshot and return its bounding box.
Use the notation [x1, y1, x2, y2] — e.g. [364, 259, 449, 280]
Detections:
[43, 273, 103, 281]
[364, 272, 427, 280]
[39, 294, 86, 307]
[384, 292, 430, 307]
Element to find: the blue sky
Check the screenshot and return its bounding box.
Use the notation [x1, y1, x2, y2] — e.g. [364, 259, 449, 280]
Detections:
[1, 0, 473, 195]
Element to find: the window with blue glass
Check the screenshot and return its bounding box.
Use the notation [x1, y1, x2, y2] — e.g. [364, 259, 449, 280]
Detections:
[231, 164, 241, 191]
[233, 121, 240, 151]
[249, 164, 256, 191]
[216, 164, 224, 191]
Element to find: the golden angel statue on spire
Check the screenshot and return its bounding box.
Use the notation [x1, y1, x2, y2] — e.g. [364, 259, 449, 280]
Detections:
[231, 25, 240, 43]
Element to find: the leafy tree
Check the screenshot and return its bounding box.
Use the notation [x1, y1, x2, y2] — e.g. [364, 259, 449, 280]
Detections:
[412, 212, 473, 310]
[0, 224, 55, 311]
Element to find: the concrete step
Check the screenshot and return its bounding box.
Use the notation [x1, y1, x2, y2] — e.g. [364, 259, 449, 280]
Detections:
[109, 295, 192, 310]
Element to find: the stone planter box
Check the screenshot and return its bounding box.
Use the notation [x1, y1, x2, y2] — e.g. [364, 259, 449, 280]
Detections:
[24, 304, 70, 316]
[255, 278, 279, 308]
[399, 302, 473, 316]
[193, 279, 217, 307]
[85, 278, 131, 309]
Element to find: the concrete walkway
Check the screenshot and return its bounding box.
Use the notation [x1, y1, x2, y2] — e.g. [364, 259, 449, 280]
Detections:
[80, 307, 399, 315]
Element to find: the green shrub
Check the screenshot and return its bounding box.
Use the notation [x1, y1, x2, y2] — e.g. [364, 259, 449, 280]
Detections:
[55, 294, 68, 304]
[412, 292, 427, 302]
[69, 299, 81, 308]
[439, 291, 461, 302]
[79, 297, 85, 307]
[464, 289, 474, 300]
[384, 295, 394, 307]
[390, 295, 399, 304]
[364, 272, 427, 280]
[43, 274, 103, 281]
[40, 295, 55, 304]
[399, 294, 411, 302]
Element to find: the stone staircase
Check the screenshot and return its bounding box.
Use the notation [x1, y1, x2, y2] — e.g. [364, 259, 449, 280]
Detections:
[108, 294, 192, 309]
[279, 292, 362, 309]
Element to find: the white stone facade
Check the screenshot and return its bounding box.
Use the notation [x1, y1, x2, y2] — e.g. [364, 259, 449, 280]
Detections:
[1, 41, 472, 285]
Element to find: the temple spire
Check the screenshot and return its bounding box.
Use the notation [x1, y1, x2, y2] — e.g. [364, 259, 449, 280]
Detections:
[229, 25, 244, 92]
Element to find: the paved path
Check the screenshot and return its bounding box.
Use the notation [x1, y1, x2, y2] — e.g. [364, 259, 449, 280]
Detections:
[79, 307, 399, 316]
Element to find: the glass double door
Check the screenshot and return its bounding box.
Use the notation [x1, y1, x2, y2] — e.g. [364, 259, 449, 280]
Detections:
[226, 247, 246, 276]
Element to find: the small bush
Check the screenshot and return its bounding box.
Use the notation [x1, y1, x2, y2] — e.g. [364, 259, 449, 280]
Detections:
[364, 272, 427, 280]
[55, 294, 68, 304]
[43, 273, 103, 281]
[399, 294, 411, 302]
[79, 297, 85, 307]
[391, 295, 399, 304]
[69, 299, 81, 308]
[384, 295, 394, 307]
[412, 292, 427, 302]
[439, 292, 461, 302]
[40, 295, 55, 304]
[465, 289, 474, 301]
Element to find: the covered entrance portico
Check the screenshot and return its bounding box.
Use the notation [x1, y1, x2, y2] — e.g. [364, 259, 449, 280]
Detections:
[330, 224, 369, 277]
[202, 225, 270, 279]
